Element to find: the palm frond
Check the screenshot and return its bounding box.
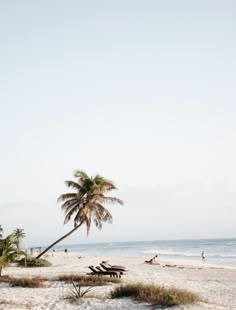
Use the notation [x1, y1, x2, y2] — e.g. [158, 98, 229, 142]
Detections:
[96, 203, 113, 223]
[93, 218, 102, 230]
[93, 175, 117, 192]
[74, 170, 89, 180]
[73, 207, 89, 227]
[60, 199, 80, 212]
[63, 203, 82, 224]
[98, 196, 124, 205]
[64, 180, 81, 190]
[57, 193, 78, 203]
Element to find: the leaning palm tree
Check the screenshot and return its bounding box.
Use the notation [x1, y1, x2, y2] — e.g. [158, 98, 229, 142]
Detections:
[0, 234, 19, 276]
[0, 225, 3, 239]
[12, 228, 26, 249]
[36, 170, 123, 259]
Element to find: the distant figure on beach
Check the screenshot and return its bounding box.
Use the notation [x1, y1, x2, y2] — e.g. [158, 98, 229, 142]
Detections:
[65, 248, 68, 258]
[201, 251, 205, 263]
[145, 255, 159, 265]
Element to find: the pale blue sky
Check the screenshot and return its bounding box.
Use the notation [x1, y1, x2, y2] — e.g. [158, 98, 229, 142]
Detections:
[1, 1, 236, 248]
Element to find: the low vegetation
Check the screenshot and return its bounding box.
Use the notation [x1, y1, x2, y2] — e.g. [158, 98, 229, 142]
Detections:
[54, 274, 121, 286]
[0, 276, 45, 288]
[111, 283, 202, 307]
[9, 277, 45, 288]
[0, 275, 11, 283]
[17, 257, 51, 267]
[0, 299, 15, 306]
[0, 299, 31, 309]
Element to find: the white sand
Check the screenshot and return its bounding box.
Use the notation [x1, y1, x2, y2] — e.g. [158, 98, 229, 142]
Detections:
[1, 252, 236, 309]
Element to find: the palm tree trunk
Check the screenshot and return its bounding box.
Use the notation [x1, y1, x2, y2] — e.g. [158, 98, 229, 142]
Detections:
[0, 266, 2, 277]
[36, 222, 83, 259]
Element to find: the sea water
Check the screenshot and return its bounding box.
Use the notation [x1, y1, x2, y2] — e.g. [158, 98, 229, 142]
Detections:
[54, 238, 236, 267]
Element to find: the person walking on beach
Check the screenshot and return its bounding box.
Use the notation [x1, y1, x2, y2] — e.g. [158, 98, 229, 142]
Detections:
[201, 250, 205, 263]
[64, 248, 68, 259]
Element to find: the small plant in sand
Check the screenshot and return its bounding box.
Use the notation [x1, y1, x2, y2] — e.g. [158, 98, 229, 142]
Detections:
[65, 280, 93, 301]
[111, 283, 202, 307]
[72, 280, 93, 298]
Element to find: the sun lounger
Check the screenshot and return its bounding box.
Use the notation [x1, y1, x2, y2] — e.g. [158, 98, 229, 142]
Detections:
[101, 261, 128, 271]
[87, 265, 119, 278]
[95, 266, 121, 278]
[88, 265, 99, 274]
[100, 262, 128, 274]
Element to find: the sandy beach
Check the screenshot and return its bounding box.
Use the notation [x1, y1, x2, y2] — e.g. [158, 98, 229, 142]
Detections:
[0, 252, 236, 310]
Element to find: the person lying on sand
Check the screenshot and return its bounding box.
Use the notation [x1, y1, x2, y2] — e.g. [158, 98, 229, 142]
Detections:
[145, 255, 159, 265]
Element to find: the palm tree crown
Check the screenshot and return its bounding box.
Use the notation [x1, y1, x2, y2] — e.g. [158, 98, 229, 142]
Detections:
[58, 170, 124, 234]
[12, 228, 26, 243]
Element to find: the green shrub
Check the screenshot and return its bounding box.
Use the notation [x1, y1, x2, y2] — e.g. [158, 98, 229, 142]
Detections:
[111, 283, 201, 307]
[17, 257, 51, 267]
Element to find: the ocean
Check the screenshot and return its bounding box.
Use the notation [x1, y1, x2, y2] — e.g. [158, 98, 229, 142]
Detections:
[54, 238, 236, 267]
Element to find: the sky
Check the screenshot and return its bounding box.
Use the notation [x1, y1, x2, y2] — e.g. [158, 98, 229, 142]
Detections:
[1, 1, 236, 248]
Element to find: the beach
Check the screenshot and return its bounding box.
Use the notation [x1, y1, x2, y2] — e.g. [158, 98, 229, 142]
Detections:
[0, 252, 236, 309]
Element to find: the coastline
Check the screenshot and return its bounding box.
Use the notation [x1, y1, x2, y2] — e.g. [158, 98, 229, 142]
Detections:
[1, 252, 236, 309]
[48, 238, 236, 268]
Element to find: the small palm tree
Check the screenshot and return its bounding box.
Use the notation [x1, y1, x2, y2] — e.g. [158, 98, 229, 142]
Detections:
[0, 234, 19, 276]
[0, 225, 3, 239]
[12, 228, 26, 249]
[37, 170, 123, 259]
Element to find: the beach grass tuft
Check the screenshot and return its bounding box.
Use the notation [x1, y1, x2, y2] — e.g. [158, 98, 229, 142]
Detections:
[0, 275, 11, 282]
[0, 299, 14, 305]
[68, 280, 93, 300]
[54, 274, 121, 286]
[2, 276, 45, 288]
[0, 299, 32, 309]
[111, 283, 202, 307]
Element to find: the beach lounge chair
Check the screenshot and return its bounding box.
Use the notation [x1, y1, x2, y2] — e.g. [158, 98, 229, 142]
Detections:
[87, 265, 119, 278]
[100, 262, 128, 274]
[88, 265, 101, 275]
[95, 266, 121, 278]
[101, 261, 128, 271]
